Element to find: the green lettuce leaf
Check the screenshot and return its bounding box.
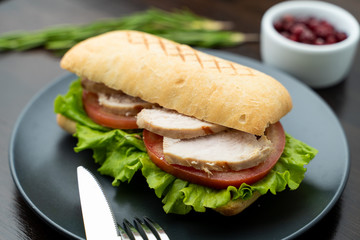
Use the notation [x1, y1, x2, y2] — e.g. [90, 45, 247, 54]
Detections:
[54, 78, 109, 132]
[55, 79, 318, 214]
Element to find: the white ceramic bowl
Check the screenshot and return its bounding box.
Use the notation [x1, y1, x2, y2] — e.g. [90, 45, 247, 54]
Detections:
[261, 1, 360, 88]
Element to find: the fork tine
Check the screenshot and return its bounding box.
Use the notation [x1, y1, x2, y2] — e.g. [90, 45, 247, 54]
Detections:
[117, 223, 131, 240]
[144, 217, 170, 240]
[134, 217, 157, 240]
[123, 219, 143, 240]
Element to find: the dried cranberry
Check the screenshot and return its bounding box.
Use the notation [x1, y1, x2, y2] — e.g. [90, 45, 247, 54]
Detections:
[274, 21, 284, 32]
[280, 31, 291, 39]
[282, 14, 295, 24]
[289, 34, 299, 42]
[299, 29, 316, 44]
[326, 35, 337, 44]
[320, 20, 335, 30]
[283, 21, 294, 31]
[314, 37, 325, 45]
[336, 32, 348, 42]
[291, 23, 307, 36]
[273, 14, 348, 45]
[306, 17, 320, 30]
[315, 25, 334, 38]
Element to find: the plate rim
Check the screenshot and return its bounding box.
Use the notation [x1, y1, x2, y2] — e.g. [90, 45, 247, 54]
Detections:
[8, 74, 83, 240]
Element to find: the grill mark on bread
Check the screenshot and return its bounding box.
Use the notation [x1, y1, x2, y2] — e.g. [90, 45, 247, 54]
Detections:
[237, 67, 256, 76]
[127, 31, 256, 75]
[125, 31, 263, 76]
[142, 33, 149, 50]
[176, 45, 185, 61]
[158, 38, 168, 55]
[194, 50, 204, 69]
[126, 31, 132, 43]
[213, 58, 221, 73]
[230, 63, 238, 75]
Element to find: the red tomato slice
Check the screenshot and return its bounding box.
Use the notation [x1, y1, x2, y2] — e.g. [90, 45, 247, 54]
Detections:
[143, 122, 286, 189]
[82, 90, 138, 129]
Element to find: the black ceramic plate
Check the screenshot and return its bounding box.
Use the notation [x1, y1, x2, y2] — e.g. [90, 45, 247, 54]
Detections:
[9, 50, 349, 240]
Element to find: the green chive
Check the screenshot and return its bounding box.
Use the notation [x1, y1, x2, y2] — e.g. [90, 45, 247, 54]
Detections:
[0, 8, 257, 55]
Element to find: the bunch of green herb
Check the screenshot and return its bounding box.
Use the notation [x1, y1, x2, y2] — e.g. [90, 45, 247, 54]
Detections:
[0, 8, 258, 56]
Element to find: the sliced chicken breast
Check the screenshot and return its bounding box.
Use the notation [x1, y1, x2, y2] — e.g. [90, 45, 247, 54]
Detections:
[98, 93, 154, 116]
[82, 78, 156, 116]
[82, 78, 120, 95]
[163, 129, 273, 173]
[136, 108, 227, 139]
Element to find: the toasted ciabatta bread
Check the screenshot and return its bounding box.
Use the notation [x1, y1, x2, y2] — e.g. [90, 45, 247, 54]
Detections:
[56, 113, 76, 134]
[60, 30, 292, 136]
[56, 114, 262, 216]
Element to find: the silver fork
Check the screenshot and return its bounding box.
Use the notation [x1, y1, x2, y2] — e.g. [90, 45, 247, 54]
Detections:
[118, 217, 170, 240]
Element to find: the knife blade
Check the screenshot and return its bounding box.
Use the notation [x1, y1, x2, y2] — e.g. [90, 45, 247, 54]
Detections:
[77, 166, 121, 240]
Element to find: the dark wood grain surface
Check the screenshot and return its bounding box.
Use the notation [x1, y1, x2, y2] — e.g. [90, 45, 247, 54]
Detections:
[1, 0, 359, 239]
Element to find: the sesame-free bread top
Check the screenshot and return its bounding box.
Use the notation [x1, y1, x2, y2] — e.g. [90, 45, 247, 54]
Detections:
[60, 30, 292, 135]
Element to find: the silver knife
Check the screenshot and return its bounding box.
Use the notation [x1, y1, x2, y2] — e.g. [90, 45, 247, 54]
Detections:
[77, 166, 121, 240]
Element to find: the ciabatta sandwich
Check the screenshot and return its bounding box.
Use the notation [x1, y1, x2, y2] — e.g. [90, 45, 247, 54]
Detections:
[55, 30, 317, 216]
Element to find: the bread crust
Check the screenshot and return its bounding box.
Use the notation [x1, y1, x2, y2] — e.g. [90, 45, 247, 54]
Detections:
[60, 30, 292, 135]
[56, 114, 76, 134]
[214, 191, 261, 216]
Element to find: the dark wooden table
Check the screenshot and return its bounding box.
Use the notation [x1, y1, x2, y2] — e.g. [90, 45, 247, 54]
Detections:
[1, 0, 359, 239]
